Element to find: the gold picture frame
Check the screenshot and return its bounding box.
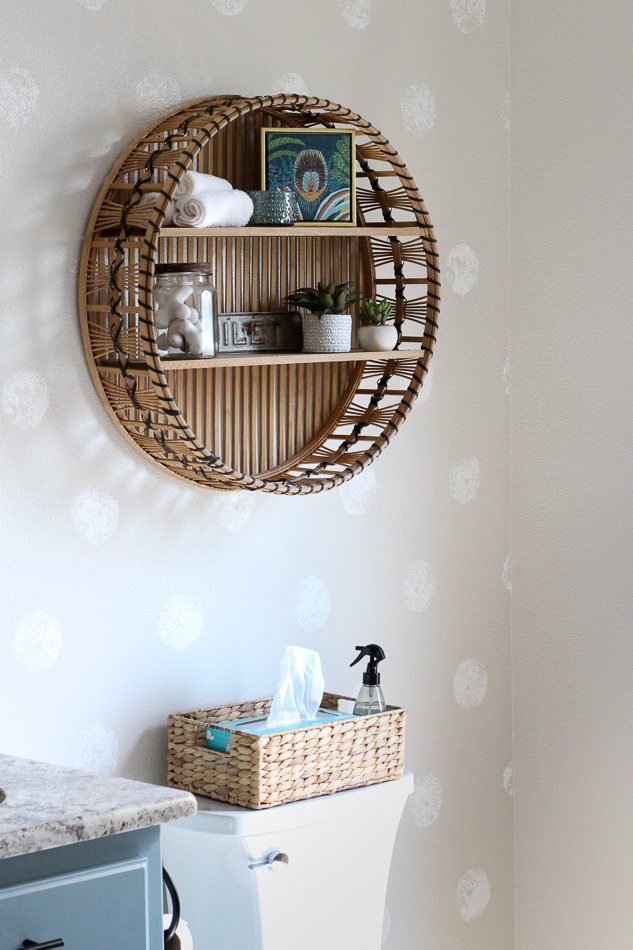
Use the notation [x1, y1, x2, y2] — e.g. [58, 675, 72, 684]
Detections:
[261, 127, 357, 227]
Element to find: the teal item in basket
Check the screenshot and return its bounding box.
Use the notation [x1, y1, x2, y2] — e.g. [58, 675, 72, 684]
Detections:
[206, 707, 357, 754]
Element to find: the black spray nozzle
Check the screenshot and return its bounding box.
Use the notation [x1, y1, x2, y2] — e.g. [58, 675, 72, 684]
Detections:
[350, 644, 386, 685]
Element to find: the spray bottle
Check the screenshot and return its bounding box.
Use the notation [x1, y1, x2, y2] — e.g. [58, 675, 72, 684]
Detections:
[350, 644, 386, 715]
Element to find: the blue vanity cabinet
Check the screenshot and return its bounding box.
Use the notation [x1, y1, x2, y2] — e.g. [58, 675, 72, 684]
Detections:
[0, 827, 163, 950]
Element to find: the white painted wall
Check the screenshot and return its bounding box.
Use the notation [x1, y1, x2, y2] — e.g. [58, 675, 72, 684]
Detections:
[511, 1, 633, 947]
[0, 2, 512, 947]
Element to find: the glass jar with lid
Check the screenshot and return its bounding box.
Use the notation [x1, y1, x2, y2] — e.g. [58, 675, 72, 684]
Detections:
[153, 263, 218, 359]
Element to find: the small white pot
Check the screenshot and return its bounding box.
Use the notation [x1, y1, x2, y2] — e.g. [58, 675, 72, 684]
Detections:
[302, 313, 352, 353]
[358, 324, 398, 352]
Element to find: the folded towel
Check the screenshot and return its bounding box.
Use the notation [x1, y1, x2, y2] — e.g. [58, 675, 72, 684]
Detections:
[175, 171, 233, 202]
[139, 191, 174, 225]
[173, 190, 254, 228]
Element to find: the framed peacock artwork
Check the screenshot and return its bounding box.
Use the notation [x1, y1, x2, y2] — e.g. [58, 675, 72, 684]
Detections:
[261, 128, 356, 226]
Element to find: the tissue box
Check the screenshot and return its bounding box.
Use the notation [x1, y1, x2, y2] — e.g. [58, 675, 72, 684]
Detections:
[205, 708, 358, 753]
[167, 692, 406, 809]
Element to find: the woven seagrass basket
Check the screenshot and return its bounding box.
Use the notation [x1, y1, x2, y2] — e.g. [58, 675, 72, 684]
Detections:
[167, 692, 406, 809]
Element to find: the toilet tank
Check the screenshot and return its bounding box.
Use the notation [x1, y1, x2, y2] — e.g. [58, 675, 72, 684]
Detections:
[162, 772, 413, 950]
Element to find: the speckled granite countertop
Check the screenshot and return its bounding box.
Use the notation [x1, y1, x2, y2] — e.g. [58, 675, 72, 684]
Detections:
[0, 754, 196, 860]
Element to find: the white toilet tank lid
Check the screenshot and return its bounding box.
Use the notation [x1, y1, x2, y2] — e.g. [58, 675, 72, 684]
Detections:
[176, 771, 414, 837]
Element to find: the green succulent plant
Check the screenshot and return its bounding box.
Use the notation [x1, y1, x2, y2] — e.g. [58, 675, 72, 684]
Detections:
[285, 281, 360, 318]
[358, 297, 393, 326]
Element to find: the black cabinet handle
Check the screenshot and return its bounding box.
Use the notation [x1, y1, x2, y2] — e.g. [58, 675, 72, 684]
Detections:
[20, 940, 64, 949]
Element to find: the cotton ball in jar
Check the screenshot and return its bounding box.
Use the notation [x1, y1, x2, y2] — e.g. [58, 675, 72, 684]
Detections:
[167, 331, 185, 349]
[155, 306, 172, 329]
[153, 286, 173, 329]
[166, 322, 186, 349]
[167, 301, 193, 322]
[182, 323, 203, 355]
[167, 317, 203, 355]
[170, 286, 194, 304]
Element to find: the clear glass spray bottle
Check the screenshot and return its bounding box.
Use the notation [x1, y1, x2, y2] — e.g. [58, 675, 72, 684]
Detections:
[350, 644, 387, 715]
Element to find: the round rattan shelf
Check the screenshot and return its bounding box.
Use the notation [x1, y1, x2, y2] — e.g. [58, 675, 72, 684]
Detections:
[79, 95, 440, 494]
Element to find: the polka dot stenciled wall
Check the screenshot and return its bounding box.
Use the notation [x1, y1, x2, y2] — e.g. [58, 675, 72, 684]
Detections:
[0, 1, 511, 947]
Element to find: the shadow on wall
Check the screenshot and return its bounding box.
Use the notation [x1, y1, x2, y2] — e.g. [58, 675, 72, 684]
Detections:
[120, 724, 167, 786]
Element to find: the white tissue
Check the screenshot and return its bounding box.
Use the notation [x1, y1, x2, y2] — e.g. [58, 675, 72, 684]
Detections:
[175, 171, 232, 202]
[172, 190, 254, 228]
[266, 646, 325, 729]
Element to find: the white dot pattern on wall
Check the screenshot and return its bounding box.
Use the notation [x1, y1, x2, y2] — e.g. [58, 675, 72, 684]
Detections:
[381, 904, 392, 944]
[73, 723, 120, 775]
[449, 457, 481, 504]
[90, 131, 122, 160]
[340, 467, 377, 515]
[213, 492, 256, 531]
[0, 67, 40, 128]
[2, 370, 49, 429]
[502, 554, 513, 592]
[70, 489, 119, 545]
[446, 243, 480, 296]
[400, 83, 437, 137]
[14, 612, 62, 673]
[339, 0, 373, 29]
[456, 868, 490, 921]
[159, 594, 204, 650]
[293, 575, 331, 632]
[211, 0, 249, 14]
[270, 72, 309, 96]
[453, 659, 488, 707]
[411, 773, 443, 828]
[136, 73, 181, 118]
[1, 0, 512, 943]
[403, 560, 437, 612]
[450, 0, 486, 33]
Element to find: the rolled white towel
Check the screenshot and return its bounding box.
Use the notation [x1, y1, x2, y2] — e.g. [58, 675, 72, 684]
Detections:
[173, 190, 254, 228]
[139, 191, 174, 225]
[175, 171, 232, 202]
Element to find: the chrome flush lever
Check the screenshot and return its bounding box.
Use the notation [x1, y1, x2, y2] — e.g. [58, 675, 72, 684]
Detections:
[248, 849, 289, 871]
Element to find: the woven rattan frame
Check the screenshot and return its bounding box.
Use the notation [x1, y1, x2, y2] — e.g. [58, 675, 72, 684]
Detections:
[79, 95, 440, 493]
[167, 693, 406, 808]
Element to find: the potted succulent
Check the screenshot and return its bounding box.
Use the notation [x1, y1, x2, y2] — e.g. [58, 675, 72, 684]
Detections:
[285, 281, 359, 353]
[357, 297, 398, 352]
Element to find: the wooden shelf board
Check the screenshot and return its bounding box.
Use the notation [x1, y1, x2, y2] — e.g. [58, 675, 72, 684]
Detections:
[97, 349, 422, 372]
[158, 224, 427, 239]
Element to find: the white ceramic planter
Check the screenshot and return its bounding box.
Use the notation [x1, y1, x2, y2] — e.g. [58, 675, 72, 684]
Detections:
[357, 324, 398, 352]
[302, 313, 352, 353]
